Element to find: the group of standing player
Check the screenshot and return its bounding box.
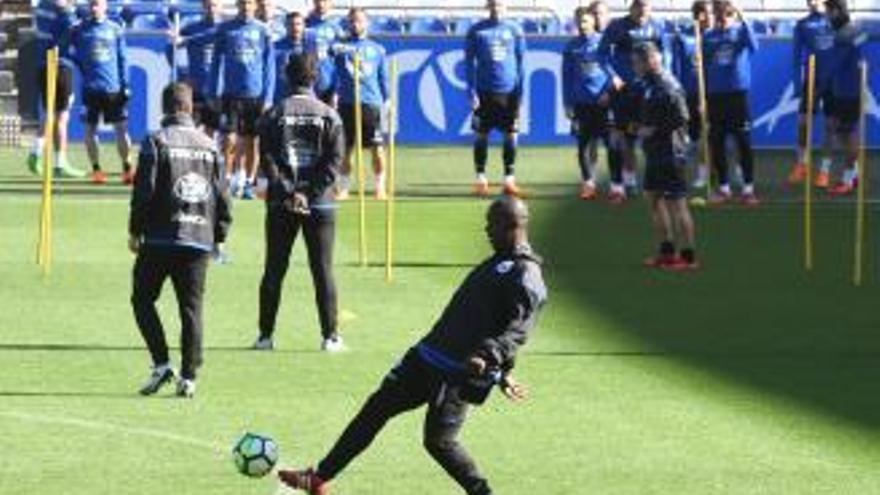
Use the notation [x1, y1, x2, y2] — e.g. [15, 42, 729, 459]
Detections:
[560, 0, 867, 206]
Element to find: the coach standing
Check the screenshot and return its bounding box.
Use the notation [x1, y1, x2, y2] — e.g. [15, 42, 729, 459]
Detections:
[465, 0, 526, 198]
[253, 53, 345, 353]
[130, 83, 232, 398]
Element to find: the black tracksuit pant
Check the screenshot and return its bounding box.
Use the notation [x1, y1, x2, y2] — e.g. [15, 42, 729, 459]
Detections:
[259, 206, 338, 340]
[132, 246, 209, 380]
[316, 349, 492, 495]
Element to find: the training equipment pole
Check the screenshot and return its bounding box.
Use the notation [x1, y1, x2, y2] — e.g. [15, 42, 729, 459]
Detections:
[171, 11, 180, 82]
[385, 58, 398, 283]
[354, 51, 367, 268]
[694, 21, 711, 199]
[804, 55, 816, 272]
[37, 48, 58, 276]
[854, 61, 869, 286]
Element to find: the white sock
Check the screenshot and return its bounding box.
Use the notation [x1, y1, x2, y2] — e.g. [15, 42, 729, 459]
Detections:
[339, 175, 351, 190]
[742, 183, 754, 196]
[610, 183, 624, 194]
[697, 165, 708, 180]
[623, 170, 637, 187]
[503, 174, 515, 185]
[584, 179, 595, 188]
[796, 147, 806, 164]
[31, 137, 44, 156]
[375, 172, 385, 192]
[154, 362, 171, 373]
[719, 183, 732, 195]
[820, 158, 832, 173]
[54, 151, 63, 169]
[476, 173, 487, 183]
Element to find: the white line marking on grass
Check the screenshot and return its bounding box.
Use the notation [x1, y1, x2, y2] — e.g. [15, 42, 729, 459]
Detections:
[0, 410, 226, 455]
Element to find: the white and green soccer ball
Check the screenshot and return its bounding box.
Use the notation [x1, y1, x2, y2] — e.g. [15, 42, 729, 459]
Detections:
[232, 432, 279, 478]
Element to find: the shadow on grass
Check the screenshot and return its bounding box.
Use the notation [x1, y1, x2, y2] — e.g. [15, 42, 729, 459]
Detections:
[0, 343, 324, 354]
[536, 196, 880, 428]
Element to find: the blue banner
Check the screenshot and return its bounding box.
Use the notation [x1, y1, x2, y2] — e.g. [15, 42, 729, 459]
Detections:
[67, 34, 880, 147]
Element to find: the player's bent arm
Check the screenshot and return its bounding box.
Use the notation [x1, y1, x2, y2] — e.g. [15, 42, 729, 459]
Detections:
[129, 136, 159, 239]
[213, 151, 233, 244]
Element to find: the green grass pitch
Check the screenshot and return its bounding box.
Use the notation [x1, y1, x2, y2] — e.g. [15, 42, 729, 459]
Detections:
[1, 144, 879, 494]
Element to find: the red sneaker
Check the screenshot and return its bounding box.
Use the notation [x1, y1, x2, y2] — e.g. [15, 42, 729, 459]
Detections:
[473, 180, 490, 198]
[578, 183, 597, 201]
[740, 193, 761, 207]
[642, 254, 677, 268]
[829, 182, 855, 196]
[502, 181, 523, 198]
[663, 257, 700, 272]
[787, 163, 807, 184]
[607, 190, 626, 205]
[707, 190, 732, 205]
[91, 170, 107, 185]
[278, 467, 329, 495]
[121, 169, 136, 186]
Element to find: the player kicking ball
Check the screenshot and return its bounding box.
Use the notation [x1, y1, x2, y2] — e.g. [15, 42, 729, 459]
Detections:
[633, 43, 698, 271]
[277, 196, 547, 495]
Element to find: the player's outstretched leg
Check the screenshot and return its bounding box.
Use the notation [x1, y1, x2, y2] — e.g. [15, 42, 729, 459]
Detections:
[423, 388, 493, 495]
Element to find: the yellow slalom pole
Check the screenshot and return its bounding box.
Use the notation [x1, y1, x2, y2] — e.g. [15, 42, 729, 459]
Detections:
[693, 21, 711, 199]
[385, 58, 398, 283]
[354, 51, 367, 268]
[37, 48, 59, 276]
[804, 55, 816, 272]
[854, 61, 869, 286]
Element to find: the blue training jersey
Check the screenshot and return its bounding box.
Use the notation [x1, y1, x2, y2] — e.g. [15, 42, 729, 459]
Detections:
[305, 13, 344, 95]
[464, 18, 526, 97]
[273, 33, 316, 103]
[178, 17, 220, 98]
[598, 15, 668, 84]
[792, 12, 836, 95]
[703, 21, 758, 95]
[210, 16, 275, 107]
[670, 24, 702, 97]
[67, 17, 128, 94]
[830, 24, 868, 100]
[333, 36, 389, 108]
[562, 32, 613, 107]
[34, 0, 75, 69]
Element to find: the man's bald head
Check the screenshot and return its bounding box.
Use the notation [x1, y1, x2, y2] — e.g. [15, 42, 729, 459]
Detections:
[486, 196, 529, 252]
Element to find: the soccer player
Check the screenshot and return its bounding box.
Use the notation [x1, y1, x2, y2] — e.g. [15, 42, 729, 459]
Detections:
[257, 0, 286, 41]
[332, 8, 390, 201]
[130, 83, 232, 398]
[563, 6, 614, 200]
[703, 0, 759, 206]
[173, 0, 223, 136]
[825, 0, 866, 196]
[464, 0, 526, 197]
[277, 196, 547, 495]
[589, 0, 611, 33]
[254, 53, 344, 352]
[787, 0, 837, 188]
[67, 0, 133, 185]
[274, 11, 313, 104]
[634, 43, 698, 270]
[305, 0, 344, 106]
[210, 0, 275, 200]
[28, 0, 86, 178]
[671, 1, 713, 189]
[598, 0, 668, 203]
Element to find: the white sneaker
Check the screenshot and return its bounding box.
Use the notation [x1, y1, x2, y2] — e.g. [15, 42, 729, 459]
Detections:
[252, 336, 274, 351]
[139, 364, 175, 396]
[176, 378, 196, 398]
[321, 336, 345, 353]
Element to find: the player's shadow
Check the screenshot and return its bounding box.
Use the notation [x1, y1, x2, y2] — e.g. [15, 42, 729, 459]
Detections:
[537, 196, 880, 429]
[0, 390, 140, 399]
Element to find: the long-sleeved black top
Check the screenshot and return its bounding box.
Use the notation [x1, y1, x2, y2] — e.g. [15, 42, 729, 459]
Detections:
[129, 114, 232, 252]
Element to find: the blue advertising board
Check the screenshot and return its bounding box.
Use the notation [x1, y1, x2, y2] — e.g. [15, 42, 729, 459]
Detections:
[66, 34, 880, 147]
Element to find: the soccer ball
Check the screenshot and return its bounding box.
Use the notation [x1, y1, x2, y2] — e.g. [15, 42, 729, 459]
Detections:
[232, 432, 279, 478]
